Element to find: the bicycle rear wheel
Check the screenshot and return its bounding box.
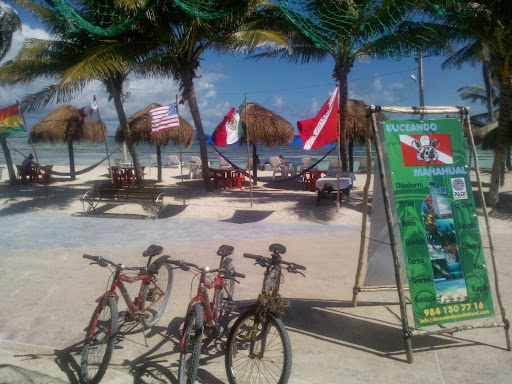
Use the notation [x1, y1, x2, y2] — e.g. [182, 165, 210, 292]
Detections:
[225, 309, 292, 384]
[141, 262, 173, 328]
[214, 258, 236, 325]
[81, 296, 118, 384]
[178, 303, 203, 384]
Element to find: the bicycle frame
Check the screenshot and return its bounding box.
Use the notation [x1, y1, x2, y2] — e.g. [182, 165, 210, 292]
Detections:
[179, 270, 232, 349]
[97, 269, 165, 318]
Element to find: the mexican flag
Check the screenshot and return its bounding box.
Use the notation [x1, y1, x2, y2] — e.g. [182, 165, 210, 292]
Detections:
[0, 104, 25, 139]
[213, 104, 244, 145]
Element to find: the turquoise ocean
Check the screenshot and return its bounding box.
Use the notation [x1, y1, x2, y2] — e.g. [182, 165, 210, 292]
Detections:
[0, 136, 495, 171]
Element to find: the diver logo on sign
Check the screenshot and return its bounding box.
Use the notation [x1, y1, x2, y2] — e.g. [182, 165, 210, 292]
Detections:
[400, 133, 453, 166]
[451, 178, 468, 200]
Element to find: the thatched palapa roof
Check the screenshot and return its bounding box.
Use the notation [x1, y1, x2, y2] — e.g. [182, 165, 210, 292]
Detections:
[345, 99, 387, 142]
[239, 103, 294, 146]
[30, 104, 107, 143]
[115, 103, 195, 147]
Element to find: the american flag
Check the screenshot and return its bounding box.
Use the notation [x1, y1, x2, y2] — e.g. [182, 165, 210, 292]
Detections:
[149, 103, 179, 132]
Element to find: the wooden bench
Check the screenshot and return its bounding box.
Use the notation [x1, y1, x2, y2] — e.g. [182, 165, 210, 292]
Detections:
[80, 184, 165, 219]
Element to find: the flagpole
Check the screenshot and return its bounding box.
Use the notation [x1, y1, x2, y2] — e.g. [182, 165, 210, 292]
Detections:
[95, 95, 112, 172]
[176, 94, 185, 206]
[244, 93, 253, 208]
[336, 86, 341, 213]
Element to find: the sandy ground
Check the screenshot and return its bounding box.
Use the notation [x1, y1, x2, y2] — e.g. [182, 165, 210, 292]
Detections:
[0, 164, 511, 383]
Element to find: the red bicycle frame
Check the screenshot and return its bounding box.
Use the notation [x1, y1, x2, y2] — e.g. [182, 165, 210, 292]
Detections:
[179, 270, 232, 349]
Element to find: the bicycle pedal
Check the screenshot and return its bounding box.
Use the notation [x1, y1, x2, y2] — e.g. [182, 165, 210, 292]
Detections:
[279, 299, 291, 309]
[224, 301, 236, 312]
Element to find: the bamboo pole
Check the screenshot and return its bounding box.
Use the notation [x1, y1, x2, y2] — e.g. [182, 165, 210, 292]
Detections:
[177, 95, 185, 206]
[336, 86, 341, 212]
[352, 110, 373, 307]
[244, 94, 253, 208]
[463, 108, 510, 351]
[369, 107, 413, 362]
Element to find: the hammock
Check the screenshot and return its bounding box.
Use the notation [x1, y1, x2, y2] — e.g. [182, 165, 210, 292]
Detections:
[209, 144, 335, 182]
[13, 148, 121, 177]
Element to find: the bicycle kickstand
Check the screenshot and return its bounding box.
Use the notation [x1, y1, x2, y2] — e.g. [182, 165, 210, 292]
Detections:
[137, 317, 149, 347]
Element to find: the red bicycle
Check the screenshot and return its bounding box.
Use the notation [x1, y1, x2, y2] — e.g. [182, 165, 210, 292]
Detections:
[168, 245, 245, 384]
[80, 244, 173, 384]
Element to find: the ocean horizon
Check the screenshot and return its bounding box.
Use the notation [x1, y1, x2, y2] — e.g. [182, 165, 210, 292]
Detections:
[0, 135, 495, 170]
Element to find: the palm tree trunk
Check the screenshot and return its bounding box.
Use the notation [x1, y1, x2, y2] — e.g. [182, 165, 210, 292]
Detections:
[157, 144, 162, 182]
[111, 88, 143, 183]
[0, 137, 16, 184]
[488, 74, 512, 207]
[68, 139, 75, 180]
[334, 58, 351, 172]
[182, 70, 212, 192]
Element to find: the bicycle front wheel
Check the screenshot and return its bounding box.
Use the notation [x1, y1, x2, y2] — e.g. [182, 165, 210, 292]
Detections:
[178, 303, 203, 384]
[225, 309, 292, 384]
[141, 262, 173, 328]
[81, 296, 118, 384]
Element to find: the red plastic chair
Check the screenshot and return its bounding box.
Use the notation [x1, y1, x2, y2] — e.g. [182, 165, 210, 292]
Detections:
[302, 171, 312, 191]
[230, 171, 245, 190]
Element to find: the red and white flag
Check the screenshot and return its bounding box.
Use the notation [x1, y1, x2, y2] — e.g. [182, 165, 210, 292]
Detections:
[212, 105, 243, 145]
[297, 88, 339, 150]
[149, 103, 179, 132]
[400, 133, 453, 166]
[78, 96, 100, 124]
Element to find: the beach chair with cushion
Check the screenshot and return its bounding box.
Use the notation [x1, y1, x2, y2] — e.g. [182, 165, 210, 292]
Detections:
[168, 155, 183, 169]
[269, 157, 286, 180]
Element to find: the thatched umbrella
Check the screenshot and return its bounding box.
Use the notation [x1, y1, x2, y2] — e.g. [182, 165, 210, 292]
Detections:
[344, 99, 387, 171]
[115, 103, 195, 181]
[30, 104, 107, 180]
[223, 102, 294, 185]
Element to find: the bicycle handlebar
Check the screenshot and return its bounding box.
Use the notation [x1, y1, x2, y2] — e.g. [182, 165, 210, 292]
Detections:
[243, 253, 306, 272]
[167, 259, 245, 279]
[83, 254, 145, 272]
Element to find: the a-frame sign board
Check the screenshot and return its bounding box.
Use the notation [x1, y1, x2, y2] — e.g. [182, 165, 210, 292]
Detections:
[353, 105, 510, 363]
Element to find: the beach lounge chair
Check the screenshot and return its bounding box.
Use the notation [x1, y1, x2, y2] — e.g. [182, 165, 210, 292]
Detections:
[269, 157, 286, 180]
[168, 155, 183, 169]
[151, 155, 158, 167]
[358, 157, 368, 173]
[219, 157, 231, 169]
[114, 159, 122, 166]
[188, 156, 210, 178]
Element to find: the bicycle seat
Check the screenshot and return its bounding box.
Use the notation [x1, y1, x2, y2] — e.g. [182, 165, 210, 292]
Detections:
[143, 244, 163, 257]
[217, 245, 234, 257]
[269, 243, 286, 255]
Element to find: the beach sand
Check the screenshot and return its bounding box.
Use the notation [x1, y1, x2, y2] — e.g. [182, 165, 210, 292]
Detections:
[0, 164, 511, 383]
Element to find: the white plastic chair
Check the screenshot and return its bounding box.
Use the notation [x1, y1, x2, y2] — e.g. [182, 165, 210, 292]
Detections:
[300, 158, 314, 173]
[269, 157, 286, 180]
[219, 157, 231, 169]
[168, 155, 183, 169]
[328, 157, 339, 169]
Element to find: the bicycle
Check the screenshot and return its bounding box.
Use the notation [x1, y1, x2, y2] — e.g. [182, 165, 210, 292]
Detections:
[225, 243, 306, 384]
[80, 244, 173, 384]
[168, 244, 245, 384]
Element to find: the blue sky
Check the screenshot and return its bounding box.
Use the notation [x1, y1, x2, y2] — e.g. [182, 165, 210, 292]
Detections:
[1, 0, 486, 136]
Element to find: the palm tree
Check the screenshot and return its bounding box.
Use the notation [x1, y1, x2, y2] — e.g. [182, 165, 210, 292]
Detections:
[0, 0, 159, 183]
[249, 0, 413, 172]
[367, 0, 512, 207]
[0, 5, 22, 184]
[138, 0, 287, 191]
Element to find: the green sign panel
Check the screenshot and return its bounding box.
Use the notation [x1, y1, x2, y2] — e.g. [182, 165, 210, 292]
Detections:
[382, 119, 494, 327]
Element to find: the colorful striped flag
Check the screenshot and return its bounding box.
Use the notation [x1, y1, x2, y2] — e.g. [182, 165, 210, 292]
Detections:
[149, 103, 179, 132]
[78, 96, 101, 124]
[212, 103, 244, 145]
[0, 103, 25, 139]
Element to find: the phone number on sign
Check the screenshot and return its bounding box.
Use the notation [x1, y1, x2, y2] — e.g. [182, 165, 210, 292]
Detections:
[419, 302, 490, 324]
